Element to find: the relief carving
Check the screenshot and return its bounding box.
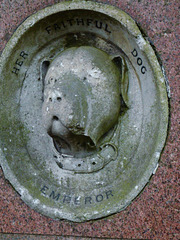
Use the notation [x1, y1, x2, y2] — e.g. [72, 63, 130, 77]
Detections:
[42, 46, 129, 172]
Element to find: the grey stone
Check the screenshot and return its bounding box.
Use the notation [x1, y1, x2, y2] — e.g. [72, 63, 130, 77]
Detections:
[0, 1, 169, 222]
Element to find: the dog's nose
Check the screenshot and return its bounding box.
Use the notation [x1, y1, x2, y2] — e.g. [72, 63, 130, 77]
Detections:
[51, 116, 69, 138]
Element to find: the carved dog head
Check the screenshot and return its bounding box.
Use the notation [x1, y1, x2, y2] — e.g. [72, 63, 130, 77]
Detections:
[42, 46, 127, 157]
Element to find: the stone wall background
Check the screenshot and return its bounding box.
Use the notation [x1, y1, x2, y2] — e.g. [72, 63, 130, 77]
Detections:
[0, 0, 179, 239]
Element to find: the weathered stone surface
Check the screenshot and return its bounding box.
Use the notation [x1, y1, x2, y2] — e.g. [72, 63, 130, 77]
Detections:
[0, 0, 179, 239]
[0, 0, 169, 224]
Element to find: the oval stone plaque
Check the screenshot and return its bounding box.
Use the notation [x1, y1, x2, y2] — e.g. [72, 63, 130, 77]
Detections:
[0, 1, 169, 222]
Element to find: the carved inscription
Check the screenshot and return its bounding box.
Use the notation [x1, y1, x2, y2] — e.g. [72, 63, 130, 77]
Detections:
[45, 18, 111, 34]
[131, 48, 147, 74]
[12, 51, 28, 75]
[40, 185, 113, 206]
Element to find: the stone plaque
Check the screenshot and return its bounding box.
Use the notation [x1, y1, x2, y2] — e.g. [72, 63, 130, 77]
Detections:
[0, 1, 169, 222]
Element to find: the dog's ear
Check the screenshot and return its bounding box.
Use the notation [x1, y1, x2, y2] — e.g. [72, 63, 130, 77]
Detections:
[120, 57, 129, 107]
[112, 56, 129, 108]
[40, 60, 50, 100]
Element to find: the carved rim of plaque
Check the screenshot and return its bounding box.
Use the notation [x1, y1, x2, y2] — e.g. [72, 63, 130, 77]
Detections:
[0, 1, 169, 222]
